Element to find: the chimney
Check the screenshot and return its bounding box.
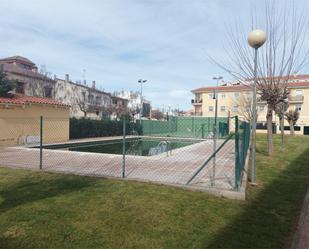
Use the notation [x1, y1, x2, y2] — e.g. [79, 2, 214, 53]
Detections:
[92, 80, 96, 89]
[65, 74, 69, 82]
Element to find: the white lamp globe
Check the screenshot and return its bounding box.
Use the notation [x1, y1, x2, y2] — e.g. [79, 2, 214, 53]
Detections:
[248, 29, 266, 49]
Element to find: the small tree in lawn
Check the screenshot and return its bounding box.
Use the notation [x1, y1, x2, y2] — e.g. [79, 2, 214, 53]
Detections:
[275, 100, 289, 144]
[284, 109, 299, 135]
[0, 67, 16, 97]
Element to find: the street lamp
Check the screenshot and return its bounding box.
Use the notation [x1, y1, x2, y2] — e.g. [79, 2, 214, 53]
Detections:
[212, 76, 223, 186]
[138, 79, 147, 122]
[248, 29, 266, 185]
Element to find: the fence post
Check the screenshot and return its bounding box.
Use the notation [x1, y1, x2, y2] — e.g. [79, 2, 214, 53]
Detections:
[235, 116, 240, 190]
[39, 116, 43, 170]
[122, 117, 126, 178]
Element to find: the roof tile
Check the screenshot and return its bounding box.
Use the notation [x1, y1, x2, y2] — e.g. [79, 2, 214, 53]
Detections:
[0, 94, 70, 107]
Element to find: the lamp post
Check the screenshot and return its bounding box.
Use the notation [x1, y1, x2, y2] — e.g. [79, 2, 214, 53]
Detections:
[138, 79, 147, 122]
[248, 29, 266, 185]
[212, 76, 223, 186]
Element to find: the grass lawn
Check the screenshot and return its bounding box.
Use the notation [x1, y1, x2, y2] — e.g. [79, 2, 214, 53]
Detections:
[0, 135, 309, 249]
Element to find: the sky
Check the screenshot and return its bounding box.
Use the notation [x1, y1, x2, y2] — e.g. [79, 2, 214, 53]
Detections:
[1, 0, 309, 110]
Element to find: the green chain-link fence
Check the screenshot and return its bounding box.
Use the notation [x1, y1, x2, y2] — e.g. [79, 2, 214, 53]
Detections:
[140, 116, 229, 139]
[0, 115, 251, 193]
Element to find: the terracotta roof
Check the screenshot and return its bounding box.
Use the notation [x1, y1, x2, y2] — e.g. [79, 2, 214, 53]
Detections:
[192, 84, 250, 93]
[192, 75, 309, 93]
[0, 56, 35, 66]
[0, 94, 70, 107]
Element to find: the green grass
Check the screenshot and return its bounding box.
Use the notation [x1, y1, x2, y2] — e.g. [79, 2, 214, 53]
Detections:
[0, 135, 309, 249]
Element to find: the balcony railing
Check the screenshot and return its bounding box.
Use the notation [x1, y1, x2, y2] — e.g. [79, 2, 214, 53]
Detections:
[191, 99, 203, 105]
[288, 95, 304, 103]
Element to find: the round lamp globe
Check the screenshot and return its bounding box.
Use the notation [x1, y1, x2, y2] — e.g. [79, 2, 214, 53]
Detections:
[248, 29, 266, 49]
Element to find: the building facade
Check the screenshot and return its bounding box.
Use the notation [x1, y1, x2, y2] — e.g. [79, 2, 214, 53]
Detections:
[0, 56, 55, 98]
[55, 75, 114, 119]
[191, 75, 309, 135]
[1, 56, 130, 120]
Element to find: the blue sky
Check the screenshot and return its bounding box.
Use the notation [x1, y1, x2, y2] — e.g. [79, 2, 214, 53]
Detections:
[1, 0, 308, 110]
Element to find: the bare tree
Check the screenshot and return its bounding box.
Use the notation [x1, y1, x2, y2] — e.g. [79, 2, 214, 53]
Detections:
[211, 1, 308, 155]
[284, 109, 299, 135]
[232, 92, 257, 122]
[76, 98, 89, 117]
[275, 100, 289, 144]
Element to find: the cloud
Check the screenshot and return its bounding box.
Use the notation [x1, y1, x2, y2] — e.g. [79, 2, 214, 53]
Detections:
[0, 0, 308, 110]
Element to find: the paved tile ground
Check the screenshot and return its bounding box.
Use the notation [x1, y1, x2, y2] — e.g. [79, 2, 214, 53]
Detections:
[0, 137, 236, 190]
[292, 188, 309, 249]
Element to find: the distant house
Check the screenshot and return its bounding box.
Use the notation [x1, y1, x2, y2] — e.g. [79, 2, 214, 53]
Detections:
[0, 56, 56, 98]
[113, 90, 151, 120]
[55, 74, 113, 119]
[110, 95, 129, 119]
[0, 94, 70, 146]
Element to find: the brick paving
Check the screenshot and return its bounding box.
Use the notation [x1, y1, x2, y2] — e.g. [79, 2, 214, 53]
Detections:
[0, 137, 236, 190]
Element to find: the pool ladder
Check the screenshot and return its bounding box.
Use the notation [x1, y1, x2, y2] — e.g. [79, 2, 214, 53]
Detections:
[149, 140, 172, 157]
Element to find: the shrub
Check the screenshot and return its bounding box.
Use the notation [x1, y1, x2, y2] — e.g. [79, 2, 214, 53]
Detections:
[69, 118, 141, 139]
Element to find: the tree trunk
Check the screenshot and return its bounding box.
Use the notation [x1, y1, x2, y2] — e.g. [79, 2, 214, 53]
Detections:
[290, 122, 295, 136]
[266, 106, 273, 156]
[280, 116, 284, 145]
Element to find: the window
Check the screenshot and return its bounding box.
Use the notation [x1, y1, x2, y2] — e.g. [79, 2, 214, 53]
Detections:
[233, 105, 239, 112]
[88, 94, 94, 104]
[220, 106, 226, 112]
[96, 96, 101, 105]
[296, 104, 302, 111]
[208, 106, 214, 112]
[44, 87, 52, 98]
[81, 92, 86, 100]
[295, 90, 303, 95]
[16, 82, 24, 94]
[208, 93, 214, 99]
[221, 93, 226, 99]
[234, 92, 240, 98]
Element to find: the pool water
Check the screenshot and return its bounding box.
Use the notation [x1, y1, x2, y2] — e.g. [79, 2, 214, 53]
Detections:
[54, 139, 195, 156]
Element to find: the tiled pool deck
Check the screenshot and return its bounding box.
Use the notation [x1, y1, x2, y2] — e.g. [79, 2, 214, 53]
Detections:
[0, 136, 236, 192]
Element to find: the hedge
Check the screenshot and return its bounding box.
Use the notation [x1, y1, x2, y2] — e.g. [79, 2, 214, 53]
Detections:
[69, 118, 141, 139]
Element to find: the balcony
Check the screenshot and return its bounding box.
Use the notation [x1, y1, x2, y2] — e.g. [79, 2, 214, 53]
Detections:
[191, 99, 203, 105]
[288, 95, 304, 103]
[194, 112, 203, 116]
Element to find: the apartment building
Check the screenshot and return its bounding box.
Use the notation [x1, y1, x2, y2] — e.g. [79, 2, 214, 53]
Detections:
[191, 75, 309, 135]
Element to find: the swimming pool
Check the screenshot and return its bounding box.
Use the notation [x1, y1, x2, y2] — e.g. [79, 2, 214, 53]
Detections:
[42, 138, 196, 157]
